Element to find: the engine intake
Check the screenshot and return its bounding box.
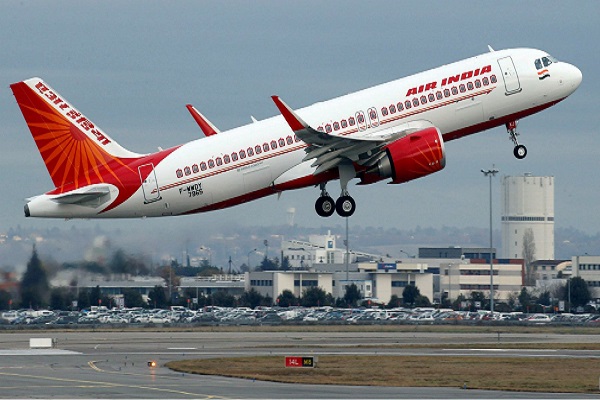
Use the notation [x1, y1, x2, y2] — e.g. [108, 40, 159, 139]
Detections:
[367, 127, 446, 184]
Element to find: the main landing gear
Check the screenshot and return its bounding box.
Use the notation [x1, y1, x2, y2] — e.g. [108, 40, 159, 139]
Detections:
[315, 184, 357, 218]
[315, 163, 357, 218]
[506, 120, 527, 159]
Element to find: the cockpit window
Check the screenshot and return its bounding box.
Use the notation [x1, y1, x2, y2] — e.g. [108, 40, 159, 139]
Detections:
[535, 55, 558, 70]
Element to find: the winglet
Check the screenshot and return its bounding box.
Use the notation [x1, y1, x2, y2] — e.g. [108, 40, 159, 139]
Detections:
[271, 96, 308, 132]
[186, 104, 220, 137]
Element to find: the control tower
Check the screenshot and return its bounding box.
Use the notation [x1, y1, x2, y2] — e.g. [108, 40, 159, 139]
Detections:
[501, 174, 554, 260]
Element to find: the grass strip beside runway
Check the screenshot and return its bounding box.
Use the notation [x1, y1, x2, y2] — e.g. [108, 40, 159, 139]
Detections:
[167, 355, 600, 394]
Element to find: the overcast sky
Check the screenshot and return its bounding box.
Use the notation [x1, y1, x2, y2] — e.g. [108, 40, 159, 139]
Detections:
[1, 1, 598, 240]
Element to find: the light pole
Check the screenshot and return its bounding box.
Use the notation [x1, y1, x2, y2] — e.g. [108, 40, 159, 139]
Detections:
[247, 248, 257, 269]
[399, 250, 413, 258]
[344, 217, 350, 282]
[481, 166, 498, 313]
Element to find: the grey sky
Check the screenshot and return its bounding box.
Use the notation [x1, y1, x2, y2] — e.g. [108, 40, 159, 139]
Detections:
[1, 1, 598, 238]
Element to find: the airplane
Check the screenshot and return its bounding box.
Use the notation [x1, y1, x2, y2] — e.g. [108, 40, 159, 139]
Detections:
[11, 47, 581, 219]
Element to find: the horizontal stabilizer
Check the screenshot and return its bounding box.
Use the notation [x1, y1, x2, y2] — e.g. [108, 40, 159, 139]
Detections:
[52, 186, 111, 206]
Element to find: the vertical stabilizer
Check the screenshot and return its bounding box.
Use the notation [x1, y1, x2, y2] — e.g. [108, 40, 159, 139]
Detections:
[11, 78, 143, 190]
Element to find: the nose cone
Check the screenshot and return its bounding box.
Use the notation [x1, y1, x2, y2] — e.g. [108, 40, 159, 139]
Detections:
[565, 63, 583, 92]
[571, 64, 583, 89]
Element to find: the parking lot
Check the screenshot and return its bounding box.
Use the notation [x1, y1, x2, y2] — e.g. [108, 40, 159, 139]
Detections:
[2, 306, 600, 328]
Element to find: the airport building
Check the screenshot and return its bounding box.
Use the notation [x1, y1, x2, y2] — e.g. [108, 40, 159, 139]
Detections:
[572, 255, 600, 299]
[179, 275, 246, 297]
[439, 259, 524, 301]
[282, 230, 388, 269]
[245, 261, 434, 305]
[501, 174, 554, 260]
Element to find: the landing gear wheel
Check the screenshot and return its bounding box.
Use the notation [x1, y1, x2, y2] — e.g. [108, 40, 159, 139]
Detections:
[335, 195, 356, 217]
[513, 144, 527, 159]
[315, 196, 335, 217]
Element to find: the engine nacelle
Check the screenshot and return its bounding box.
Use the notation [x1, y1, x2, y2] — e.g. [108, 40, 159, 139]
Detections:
[366, 127, 446, 184]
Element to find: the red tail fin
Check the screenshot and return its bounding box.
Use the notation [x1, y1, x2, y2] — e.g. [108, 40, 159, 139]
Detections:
[11, 78, 142, 190]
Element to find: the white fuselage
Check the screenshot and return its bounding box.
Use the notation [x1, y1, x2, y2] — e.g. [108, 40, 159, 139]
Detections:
[25, 48, 582, 218]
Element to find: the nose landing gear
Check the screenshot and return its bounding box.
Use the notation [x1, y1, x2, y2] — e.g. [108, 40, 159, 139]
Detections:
[506, 120, 527, 159]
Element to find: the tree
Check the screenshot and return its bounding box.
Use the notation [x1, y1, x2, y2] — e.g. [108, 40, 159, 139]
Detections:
[239, 288, 264, 309]
[277, 290, 297, 307]
[414, 294, 431, 307]
[343, 283, 362, 307]
[452, 294, 468, 310]
[20, 246, 49, 309]
[0, 290, 12, 311]
[538, 291, 551, 307]
[280, 256, 290, 271]
[402, 284, 421, 306]
[565, 277, 591, 309]
[122, 289, 146, 308]
[77, 288, 91, 310]
[518, 287, 533, 311]
[301, 287, 329, 307]
[90, 285, 102, 307]
[50, 287, 72, 310]
[109, 248, 128, 274]
[470, 291, 487, 310]
[259, 256, 279, 271]
[210, 291, 236, 307]
[386, 294, 401, 309]
[522, 228, 537, 286]
[148, 285, 169, 308]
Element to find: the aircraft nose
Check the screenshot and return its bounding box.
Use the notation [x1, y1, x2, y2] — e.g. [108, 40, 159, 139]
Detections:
[567, 63, 582, 90]
[572, 65, 583, 88]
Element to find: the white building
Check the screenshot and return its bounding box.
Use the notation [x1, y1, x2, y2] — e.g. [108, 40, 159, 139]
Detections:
[572, 255, 600, 299]
[501, 174, 554, 260]
[282, 231, 386, 269]
[440, 260, 524, 301]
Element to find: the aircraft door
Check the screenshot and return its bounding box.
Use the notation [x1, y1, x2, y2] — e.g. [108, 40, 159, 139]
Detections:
[138, 163, 162, 204]
[497, 56, 522, 95]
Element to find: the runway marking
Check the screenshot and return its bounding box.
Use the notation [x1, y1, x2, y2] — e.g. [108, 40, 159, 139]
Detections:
[443, 348, 559, 352]
[168, 347, 198, 350]
[0, 369, 228, 399]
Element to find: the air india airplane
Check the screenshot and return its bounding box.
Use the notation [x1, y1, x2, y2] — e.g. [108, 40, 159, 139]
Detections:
[11, 47, 581, 219]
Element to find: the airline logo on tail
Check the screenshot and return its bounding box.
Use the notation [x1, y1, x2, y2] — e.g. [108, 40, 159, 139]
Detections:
[33, 80, 112, 145]
[11, 78, 179, 214]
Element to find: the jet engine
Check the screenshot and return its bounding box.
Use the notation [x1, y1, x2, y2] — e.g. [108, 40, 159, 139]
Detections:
[363, 127, 446, 184]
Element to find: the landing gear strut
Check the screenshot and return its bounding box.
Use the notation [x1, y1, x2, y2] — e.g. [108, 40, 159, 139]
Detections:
[315, 183, 335, 217]
[506, 121, 527, 159]
[314, 163, 357, 217]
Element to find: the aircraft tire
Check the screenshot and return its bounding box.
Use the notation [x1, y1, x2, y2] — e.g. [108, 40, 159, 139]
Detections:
[315, 196, 335, 217]
[514, 144, 527, 159]
[335, 195, 356, 217]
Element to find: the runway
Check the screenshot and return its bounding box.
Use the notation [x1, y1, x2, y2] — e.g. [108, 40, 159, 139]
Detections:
[0, 330, 599, 398]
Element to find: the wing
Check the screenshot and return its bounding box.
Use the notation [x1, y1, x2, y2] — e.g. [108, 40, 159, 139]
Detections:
[271, 96, 433, 175]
